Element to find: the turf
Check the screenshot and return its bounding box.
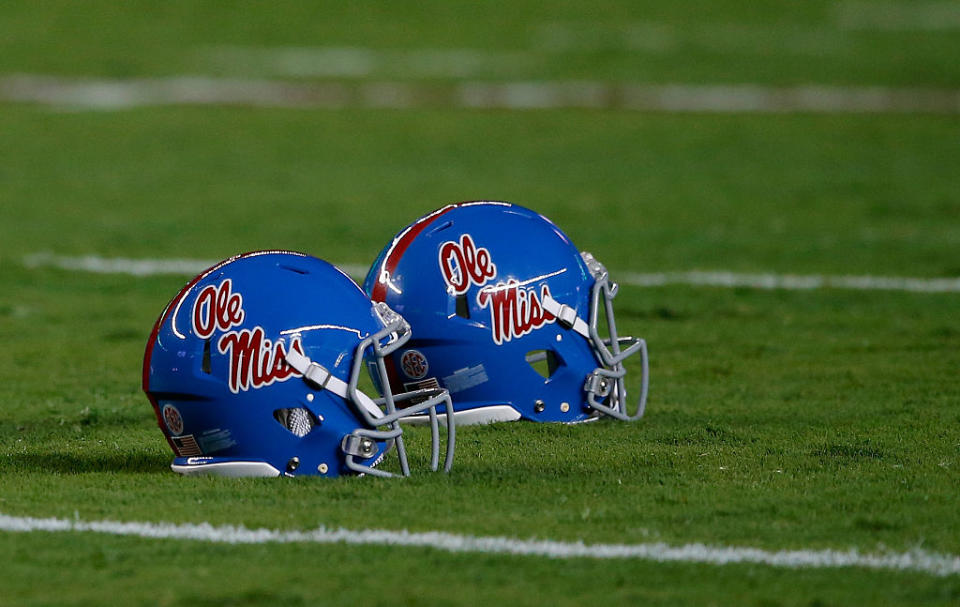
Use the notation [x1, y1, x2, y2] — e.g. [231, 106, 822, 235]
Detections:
[1, 108, 957, 276]
[1, 1, 959, 605]
[1, 1, 959, 86]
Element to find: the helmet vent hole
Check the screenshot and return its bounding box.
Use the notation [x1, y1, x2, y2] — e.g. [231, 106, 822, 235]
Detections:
[428, 220, 454, 235]
[455, 294, 470, 319]
[274, 408, 318, 437]
[525, 349, 561, 380]
[279, 264, 310, 275]
[201, 339, 212, 374]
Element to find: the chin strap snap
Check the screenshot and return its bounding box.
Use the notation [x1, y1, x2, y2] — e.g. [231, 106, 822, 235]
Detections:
[541, 296, 591, 338]
[284, 347, 383, 420]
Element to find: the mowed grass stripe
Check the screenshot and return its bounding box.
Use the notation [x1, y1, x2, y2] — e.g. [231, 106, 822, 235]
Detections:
[3, 513, 959, 577]
[23, 253, 960, 293]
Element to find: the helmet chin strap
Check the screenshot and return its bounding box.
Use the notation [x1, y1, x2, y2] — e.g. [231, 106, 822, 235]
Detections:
[284, 347, 384, 420]
[540, 287, 648, 422]
[540, 295, 591, 338]
[284, 338, 455, 477]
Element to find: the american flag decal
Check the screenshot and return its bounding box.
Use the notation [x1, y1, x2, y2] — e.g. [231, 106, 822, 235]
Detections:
[401, 377, 442, 406]
[172, 435, 203, 457]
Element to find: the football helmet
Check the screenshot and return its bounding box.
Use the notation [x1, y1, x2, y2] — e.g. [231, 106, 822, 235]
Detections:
[363, 201, 648, 424]
[143, 250, 455, 477]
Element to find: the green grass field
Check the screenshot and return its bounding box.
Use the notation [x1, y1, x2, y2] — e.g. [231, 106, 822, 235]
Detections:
[1, 2, 959, 605]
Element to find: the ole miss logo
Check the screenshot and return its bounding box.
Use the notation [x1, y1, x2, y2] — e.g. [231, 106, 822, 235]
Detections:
[438, 234, 557, 345]
[438, 234, 497, 296]
[192, 279, 303, 393]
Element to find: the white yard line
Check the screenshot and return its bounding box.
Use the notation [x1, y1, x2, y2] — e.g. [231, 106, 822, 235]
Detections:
[23, 253, 222, 277]
[22, 253, 960, 293]
[205, 46, 539, 79]
[1, 512, 958, 576]
[22, 253, 369, 280]
[535, 21, 851, 56]
[622, 271, 960, 294]
[1, 74, 958, 113]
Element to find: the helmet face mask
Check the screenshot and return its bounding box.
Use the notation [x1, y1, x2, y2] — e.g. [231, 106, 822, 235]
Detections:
[364, 201, 649, 424]
[143, 250, 455, 478]
[285, 300, 455, 477]
[567, 251, 649, 421]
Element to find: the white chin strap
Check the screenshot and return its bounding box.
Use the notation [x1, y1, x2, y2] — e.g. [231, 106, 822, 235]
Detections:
[541, 295, 590, 338]
[284, 348, 384, 420]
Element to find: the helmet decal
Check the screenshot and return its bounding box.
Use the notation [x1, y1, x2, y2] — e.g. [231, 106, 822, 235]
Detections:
[217, 328, 304, 394]
[477, 281, 557, 345]
[191, 279, 245, 338]
[162, 404, 184, 435]
[438, 232, 558, 345]
[188, 277, 305, 394]
[400, 349, 429, 379]
[438, 234, 497, 295]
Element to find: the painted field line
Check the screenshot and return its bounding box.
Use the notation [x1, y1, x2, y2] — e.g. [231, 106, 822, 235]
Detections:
[22, 253, 369, 281]
[23, 253, 960, 294]
[2, 74, 958, 113]
[622, 271, 960, 294]
[2, 512, 958, 576]
[205, 46, 539, 79]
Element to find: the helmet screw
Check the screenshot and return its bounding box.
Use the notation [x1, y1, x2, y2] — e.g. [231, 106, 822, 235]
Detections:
[534, 400, 545, 414]
[306, 393, 314, 402]
[360, 438, 376, 457]
[560, 402, 570, 413]
[318, 463, 329, 474]
[286, 457, 300, 472]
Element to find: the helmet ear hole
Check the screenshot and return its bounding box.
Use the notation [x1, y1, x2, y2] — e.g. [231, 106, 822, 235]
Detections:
[274, 408, 319, 437]
[525, 349, 562, 380]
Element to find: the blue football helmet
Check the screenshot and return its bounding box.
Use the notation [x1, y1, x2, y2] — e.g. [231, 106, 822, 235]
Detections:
[143, 250, 455, 477]
[363, 201, 648, 424]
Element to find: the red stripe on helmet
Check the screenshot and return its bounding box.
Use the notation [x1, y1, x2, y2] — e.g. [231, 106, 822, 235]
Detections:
[141, 271, 211, 454]
[142, 276, 206, 393]
[370, 204, 458, 302]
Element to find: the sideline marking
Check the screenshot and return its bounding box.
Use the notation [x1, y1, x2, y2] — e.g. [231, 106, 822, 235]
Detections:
[1, 512, 958, 576]
[1, 75, 958, 114]
[622, 270, 960, 294]
[205, 46, 540, 79]
[23, 253, 960, 294]
[22, 253, 369, 281]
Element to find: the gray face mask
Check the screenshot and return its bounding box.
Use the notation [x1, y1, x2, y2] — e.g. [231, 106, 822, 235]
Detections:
[542, 252, 649, 421]
[284, 302, 456, 477]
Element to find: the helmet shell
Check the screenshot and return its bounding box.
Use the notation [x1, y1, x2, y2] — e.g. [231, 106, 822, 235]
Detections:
[364, 202, 601, 422]
[144, 251, 387, 476]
